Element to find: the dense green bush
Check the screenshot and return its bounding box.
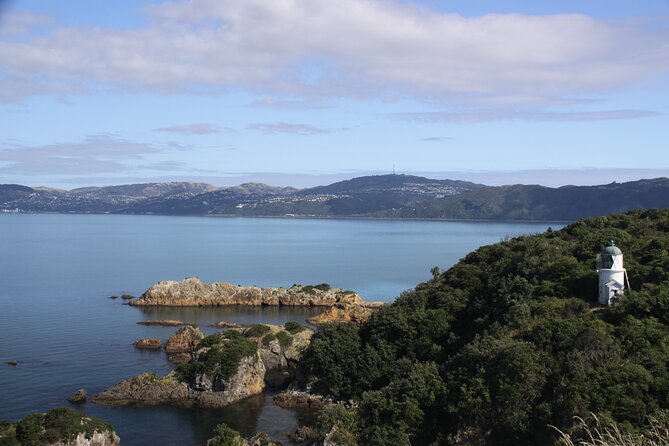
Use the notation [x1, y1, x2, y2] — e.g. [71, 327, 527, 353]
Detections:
[244, 324, 271, 338]
[299, 209, 669, 445]
[178, 331, 257, 383]
[206, 423, 246, 446]
[284, 321, 308, 334]
[2, 407, 113, 445]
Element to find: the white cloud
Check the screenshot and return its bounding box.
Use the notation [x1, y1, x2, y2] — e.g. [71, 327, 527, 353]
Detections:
[248, 122, 330, 135]
[0, 134, 194, 175]
[154, 123, 228, 135]
[398, 109, 659, 123]
[0, 1, 668, 104]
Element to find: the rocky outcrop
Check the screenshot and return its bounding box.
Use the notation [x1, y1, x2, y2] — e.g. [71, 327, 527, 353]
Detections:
[165, 326, 204, 353]
[243, 324, 314, 387]
[307, 303, 375, 325]
[273, 391, 327, 409]
[130, 278, 365, 307]
[0, 407, 119, 446]
[93, 353, 265, 408]
[206, 427, 282, 446]
[7, 360, 17, 366]
[137, 320, 184, 326]
[133, 338, 162, 349]
[67, 389, 87, 404]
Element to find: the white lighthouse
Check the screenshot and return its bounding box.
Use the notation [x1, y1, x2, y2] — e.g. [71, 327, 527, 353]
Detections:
[596, 241, 627, 305]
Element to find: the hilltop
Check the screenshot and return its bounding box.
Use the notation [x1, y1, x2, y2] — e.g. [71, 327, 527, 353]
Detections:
[3, 175, 669, 221]
[298, 208, 669, 445]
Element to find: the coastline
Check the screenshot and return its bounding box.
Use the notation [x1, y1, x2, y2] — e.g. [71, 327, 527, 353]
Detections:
[0, 210, 572, 225]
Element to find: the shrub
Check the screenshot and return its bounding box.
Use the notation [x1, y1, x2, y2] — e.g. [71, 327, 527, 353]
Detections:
[206, 423, 246, 446]
[244, 324, 271, 338]
[284, 321, 308, 334]
[178, 332, 257, 383]
[275, 331, 293, 348]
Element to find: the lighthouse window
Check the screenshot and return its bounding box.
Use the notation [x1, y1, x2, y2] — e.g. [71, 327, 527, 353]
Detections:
[596, 254, 614, 270]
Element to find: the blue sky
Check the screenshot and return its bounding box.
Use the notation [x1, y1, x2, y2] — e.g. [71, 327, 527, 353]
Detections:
[0, 0, 668, 188]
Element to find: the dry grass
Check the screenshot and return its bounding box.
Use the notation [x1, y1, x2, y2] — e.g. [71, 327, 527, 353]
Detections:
[552, 413, 669, 446]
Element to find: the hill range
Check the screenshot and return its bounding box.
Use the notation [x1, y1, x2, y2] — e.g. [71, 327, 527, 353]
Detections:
[2, 174, 669, 221]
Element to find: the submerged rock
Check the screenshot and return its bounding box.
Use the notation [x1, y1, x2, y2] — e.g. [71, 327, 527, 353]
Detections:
[137, 319, 184, 326]
[120, 293, 135, 300]
[67, 388, 87, 404]
[133, 338, 163, 349]
[165, 325, 205, 353]
[130, 277, 365, 307]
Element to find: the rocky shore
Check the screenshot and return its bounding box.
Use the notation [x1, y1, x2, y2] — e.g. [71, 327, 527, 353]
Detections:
[93, 354, 265, 408]
[0, 407, 120, 446]
[130, 277, 365, 307]
[94, 322, 315, 409]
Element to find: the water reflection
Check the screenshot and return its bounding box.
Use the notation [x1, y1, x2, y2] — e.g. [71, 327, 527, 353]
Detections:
[133, 305, 325, 329]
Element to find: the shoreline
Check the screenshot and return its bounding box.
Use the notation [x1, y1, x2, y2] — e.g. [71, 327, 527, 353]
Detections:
[0, 210, 571, 225]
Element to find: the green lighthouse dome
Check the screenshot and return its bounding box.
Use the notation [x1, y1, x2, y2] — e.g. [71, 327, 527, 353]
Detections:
[601, 241, 623, 256]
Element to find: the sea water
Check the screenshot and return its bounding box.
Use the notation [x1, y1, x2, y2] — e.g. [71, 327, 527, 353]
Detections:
[0, 214, 560, 444]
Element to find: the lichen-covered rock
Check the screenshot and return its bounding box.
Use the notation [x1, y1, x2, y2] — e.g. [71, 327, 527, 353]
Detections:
[130, 277, 365, 307]
[165, 325, 204, 353]
[248, 432, 283, 446]
[67, 389, 87, 404]
[133, 338, 162, 349]
[307, 304, 374, 325]
[250, 324, 313, 387]
[273, 391, 326, 409]
[167, 352, 191, 364]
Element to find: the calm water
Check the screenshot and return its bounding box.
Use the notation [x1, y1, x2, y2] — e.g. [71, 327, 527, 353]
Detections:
[0, 214, 560, 444]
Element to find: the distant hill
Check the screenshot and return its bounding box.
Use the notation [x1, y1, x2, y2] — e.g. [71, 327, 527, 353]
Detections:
[3, 175, 669, 221]
[381, 178, 669, 220]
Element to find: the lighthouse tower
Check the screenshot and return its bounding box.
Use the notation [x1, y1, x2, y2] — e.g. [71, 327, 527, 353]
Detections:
[596, 241, 626, 305]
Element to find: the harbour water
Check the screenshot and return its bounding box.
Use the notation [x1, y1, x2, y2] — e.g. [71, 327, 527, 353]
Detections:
[0, 213, 560, 444]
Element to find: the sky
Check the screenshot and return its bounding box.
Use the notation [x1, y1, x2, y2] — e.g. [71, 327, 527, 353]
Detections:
[0, 0, 668, 189]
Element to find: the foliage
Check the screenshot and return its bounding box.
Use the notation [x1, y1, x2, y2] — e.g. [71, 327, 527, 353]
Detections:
[275, 331, 293, 348]
[3, 407, 113, 446]
[317, 405, 360, 438]
[260, 330, 293, 348]
[284, 321, 308, 334]
[554, 411, 669, 446]
[299, 209, 669, 445]
[206, 423, 247, 446]
[244, 324, 271, 338]
[302, 283, 332, 294]
[178, 331, 257, 383]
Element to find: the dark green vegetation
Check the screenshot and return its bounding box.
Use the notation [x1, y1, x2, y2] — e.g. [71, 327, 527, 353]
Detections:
[3, 176, 669, 221]
[243, 324, 272, 338]
[300, 209, 669, 445]
[284, 321, 308, 334]
[262, 331, 293, 348]
[177, 331, 257, 383]
[205, 423, 246, 446]
[381, 178, 669, 221]
[0, 407, 113, 445]
[302, 283, 332, 294]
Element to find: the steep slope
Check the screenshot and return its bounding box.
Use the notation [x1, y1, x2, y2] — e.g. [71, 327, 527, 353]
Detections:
[300, 208, 669, 445]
